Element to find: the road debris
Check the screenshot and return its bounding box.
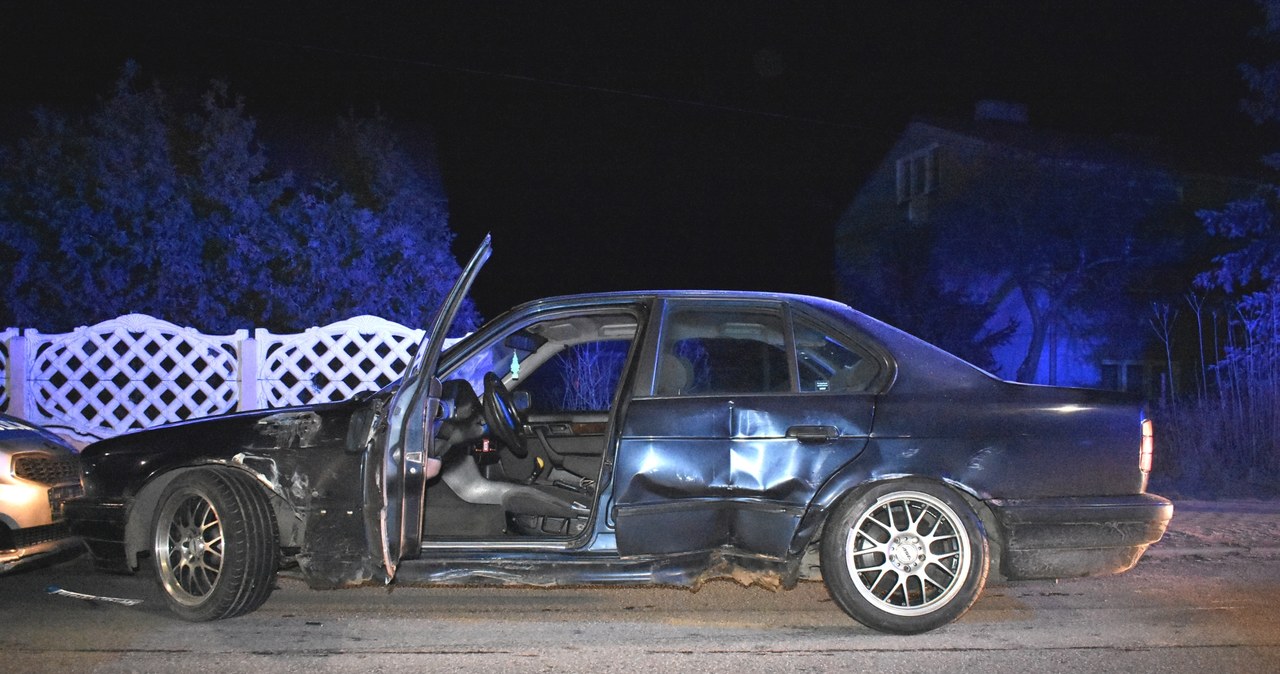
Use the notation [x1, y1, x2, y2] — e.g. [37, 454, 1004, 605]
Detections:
[46, 585, 143, 606]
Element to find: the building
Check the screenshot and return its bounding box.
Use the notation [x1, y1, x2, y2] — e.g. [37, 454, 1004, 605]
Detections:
[834, 101, 1247, 393]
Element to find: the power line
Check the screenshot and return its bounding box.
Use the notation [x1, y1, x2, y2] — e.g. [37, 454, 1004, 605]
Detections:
[202, 29, 900, 140]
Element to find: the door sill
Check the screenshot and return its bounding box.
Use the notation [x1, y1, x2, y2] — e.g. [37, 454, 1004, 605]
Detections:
[419, 538, 576, 552]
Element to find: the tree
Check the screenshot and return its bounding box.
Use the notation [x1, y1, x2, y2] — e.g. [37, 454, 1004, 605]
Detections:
[204, 111, 479, 332]
[182, 79, 291, 330]
[1158, 0, 1280, 493]
[299, 112, 479, 332]
[1197, 0, 1280, 307]
[0, 62, 476, 333]
[931, 151, 1179, 382]
[1199, 0, 1280, 297]
[836, 221, 1015, 372]
[1, 62, 202, 326]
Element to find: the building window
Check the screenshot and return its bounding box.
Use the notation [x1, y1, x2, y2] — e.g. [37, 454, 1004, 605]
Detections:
[1101, 359, 1171, 399]
[896, 145, 939, 205]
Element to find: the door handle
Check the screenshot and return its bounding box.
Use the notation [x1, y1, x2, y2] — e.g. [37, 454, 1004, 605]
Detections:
[786, 425, 839, 443]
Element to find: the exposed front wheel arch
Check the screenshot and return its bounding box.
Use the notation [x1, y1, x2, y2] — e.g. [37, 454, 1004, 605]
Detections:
[125, 464, 300, 572]
[820, 478, 989, 634]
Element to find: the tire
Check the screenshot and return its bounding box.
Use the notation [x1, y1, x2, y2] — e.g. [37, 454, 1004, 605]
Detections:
[151, 468, 280, 621]
[820, 479, 989, 634]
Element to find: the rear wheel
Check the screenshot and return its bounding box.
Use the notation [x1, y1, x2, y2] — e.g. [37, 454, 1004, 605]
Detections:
[820, 480, 988, 634]
[151, 469, 279, 621]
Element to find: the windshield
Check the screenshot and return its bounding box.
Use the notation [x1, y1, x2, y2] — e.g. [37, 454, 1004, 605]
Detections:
[449, 336, 537, 395]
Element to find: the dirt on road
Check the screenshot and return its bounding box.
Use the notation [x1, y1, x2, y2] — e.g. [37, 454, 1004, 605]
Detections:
[1153, 498, 1280, 555]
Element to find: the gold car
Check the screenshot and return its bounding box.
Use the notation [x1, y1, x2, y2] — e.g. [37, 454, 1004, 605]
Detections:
[0, 414, 83, 572]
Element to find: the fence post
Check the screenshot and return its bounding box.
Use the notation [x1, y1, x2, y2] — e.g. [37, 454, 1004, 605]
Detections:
[5, 333, 27, 418]
[238, 334, 259, 411]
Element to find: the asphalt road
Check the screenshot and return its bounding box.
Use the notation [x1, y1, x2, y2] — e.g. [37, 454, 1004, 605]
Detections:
[2, 507, 1278, 673]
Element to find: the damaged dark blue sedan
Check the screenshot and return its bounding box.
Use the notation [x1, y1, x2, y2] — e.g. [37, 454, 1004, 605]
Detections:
[66, 236, 1171, 633]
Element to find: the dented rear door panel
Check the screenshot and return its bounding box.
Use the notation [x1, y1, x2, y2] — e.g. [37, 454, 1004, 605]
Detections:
[613, 393, 872, 559]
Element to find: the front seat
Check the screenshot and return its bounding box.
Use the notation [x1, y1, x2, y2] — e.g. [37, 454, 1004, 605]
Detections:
[441, 456, 590, 536]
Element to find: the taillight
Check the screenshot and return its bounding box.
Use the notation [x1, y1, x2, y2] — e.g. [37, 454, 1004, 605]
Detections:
[1140, 419, 1154, 473]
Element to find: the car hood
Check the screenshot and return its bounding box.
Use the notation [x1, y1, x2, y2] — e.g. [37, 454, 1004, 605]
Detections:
[0, 415, 78, 457]
[79, 397, 381, 467]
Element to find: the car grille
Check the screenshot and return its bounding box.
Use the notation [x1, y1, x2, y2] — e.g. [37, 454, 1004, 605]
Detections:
[0, 521, 73, 552]
[11, 453, 80, 486]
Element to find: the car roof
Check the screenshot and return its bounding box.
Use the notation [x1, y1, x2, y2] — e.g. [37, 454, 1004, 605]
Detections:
[500, 290, 1002, 393]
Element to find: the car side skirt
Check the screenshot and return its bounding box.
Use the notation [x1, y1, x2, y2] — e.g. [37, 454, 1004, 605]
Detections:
[989, 493, 1173, 579]
[384, 548, 805, 591]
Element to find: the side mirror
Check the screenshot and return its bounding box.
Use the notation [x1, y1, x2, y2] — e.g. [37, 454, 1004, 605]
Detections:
[513, 390, 531, 412]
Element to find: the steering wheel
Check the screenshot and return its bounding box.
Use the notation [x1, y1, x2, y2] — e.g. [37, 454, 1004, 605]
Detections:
[482, 372, 528, 458]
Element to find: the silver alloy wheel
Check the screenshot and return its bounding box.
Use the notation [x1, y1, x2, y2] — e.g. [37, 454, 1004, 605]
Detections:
[154, 487, 225, 607]
[845, 490, 972, 616]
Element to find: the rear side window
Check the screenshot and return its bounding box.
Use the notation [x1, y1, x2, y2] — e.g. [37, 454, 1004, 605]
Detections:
[794, 316, 880, 393]
[655, 306, 789, 396]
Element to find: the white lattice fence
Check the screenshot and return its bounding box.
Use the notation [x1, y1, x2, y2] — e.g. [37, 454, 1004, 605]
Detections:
[0, 313, 450, 443]
[22, 315, 244, 440]
[256, 315, 426, 407]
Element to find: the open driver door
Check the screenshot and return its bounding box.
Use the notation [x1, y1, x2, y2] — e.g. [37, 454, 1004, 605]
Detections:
[375, 235, 491, 580]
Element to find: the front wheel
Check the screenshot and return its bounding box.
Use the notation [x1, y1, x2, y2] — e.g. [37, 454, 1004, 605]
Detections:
[820, 480, 989, 634]
[151, 469, 280, 621]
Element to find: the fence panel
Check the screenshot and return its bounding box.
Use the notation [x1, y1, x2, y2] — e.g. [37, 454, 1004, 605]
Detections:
[256, 315, 426, 408]
[20, 315, 245, 441]
[0, 314, 446, 443]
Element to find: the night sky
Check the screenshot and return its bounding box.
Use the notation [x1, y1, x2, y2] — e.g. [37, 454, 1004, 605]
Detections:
[2, 1, 1274, 319]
